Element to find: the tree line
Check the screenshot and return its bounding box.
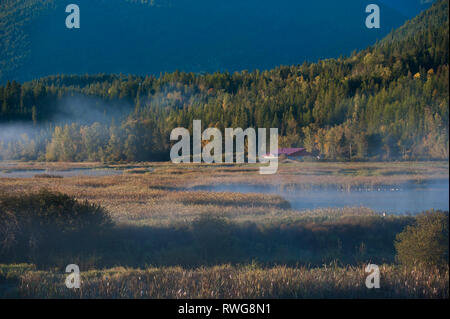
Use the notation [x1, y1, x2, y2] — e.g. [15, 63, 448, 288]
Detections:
[0, 0, 448, 162]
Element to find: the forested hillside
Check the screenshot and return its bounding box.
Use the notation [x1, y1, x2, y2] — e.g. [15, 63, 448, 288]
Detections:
[1, 0, 409, 84]
[380, 0, 434, 18]
[0, 0, 448, 162]
[0, 0, 55, 83]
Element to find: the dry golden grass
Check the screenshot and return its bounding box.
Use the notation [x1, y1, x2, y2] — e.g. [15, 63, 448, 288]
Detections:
[0, 161, 447, 226]
[2, 263, 447, 299]
[1, 162, 448, 299]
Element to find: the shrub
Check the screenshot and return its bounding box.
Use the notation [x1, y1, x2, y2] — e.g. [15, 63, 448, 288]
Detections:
[0, 189, 113, 263]
[395, 210, 449, 267]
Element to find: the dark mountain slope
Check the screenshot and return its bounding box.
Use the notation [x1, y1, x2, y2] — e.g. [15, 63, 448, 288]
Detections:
[1, 0, 410, 83]
[379, 0, 435, 18]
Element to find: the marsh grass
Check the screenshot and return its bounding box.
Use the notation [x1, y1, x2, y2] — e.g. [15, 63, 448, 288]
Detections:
[0, 161, 447, 226]
[1, 263, 447, 299]
[0, 161, 448, 298]
[0, 193, 412, 269]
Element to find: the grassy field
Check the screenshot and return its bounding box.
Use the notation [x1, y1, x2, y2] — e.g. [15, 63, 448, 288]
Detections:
[0, 263, 448, 299]
[0, 161, 448, 298]
[0, 161, 448, 226]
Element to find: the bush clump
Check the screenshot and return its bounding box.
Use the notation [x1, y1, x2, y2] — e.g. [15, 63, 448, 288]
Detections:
[0, 189, 113, 264]
[395, 210, 449, 267]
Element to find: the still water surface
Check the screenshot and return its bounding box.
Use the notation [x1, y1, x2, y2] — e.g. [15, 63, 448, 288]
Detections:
[192, 181, 449, 214]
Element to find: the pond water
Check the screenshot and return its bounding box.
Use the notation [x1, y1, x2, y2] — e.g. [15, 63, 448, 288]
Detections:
[0, 168, 124, 178]
[191, 181, 449, 214]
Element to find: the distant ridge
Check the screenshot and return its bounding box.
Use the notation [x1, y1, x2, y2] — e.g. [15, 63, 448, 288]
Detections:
[379, 0, 435, 18]
[1, 0, 414, 83]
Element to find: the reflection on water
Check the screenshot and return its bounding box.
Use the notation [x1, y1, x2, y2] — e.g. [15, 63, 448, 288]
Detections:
[192, 181, 449, 214]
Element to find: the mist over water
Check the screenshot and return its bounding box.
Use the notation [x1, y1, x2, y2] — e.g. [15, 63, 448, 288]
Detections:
[192, 181, 449, 214]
